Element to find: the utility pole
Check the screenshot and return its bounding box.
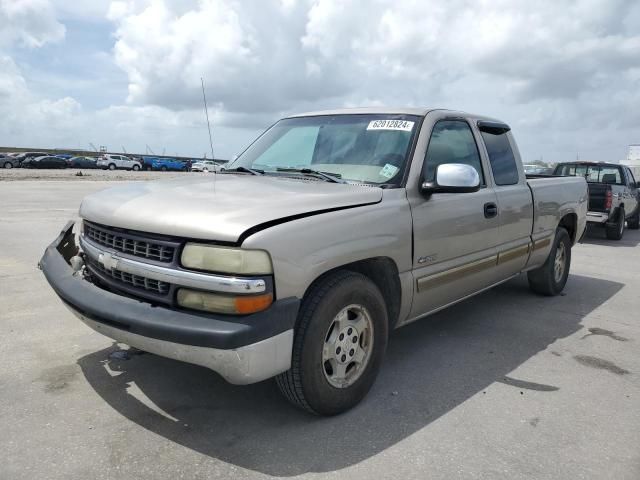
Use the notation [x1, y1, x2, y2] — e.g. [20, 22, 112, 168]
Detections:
[201, 77, 215, 163]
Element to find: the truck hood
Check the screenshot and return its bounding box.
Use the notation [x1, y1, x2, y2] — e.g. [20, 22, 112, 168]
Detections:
[79, 174, 382, 243]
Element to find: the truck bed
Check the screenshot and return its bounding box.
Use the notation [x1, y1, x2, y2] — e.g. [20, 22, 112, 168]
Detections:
[526, 176, 588, 240]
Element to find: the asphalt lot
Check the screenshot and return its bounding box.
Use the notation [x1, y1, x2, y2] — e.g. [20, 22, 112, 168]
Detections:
[1, 178, 639, 480]
[0, 168, 188, 182]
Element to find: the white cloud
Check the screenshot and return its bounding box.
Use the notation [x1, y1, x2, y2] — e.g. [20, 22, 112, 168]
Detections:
[0, 0, 65, 47]
[1, 0, 640, 161]
[0, 56, 82, 142]
[51, 0, 111, 20]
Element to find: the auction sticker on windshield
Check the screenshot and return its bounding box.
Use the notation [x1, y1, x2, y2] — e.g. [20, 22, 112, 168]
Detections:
[379, 163, 400, 179]
[367, 119, 415, 131]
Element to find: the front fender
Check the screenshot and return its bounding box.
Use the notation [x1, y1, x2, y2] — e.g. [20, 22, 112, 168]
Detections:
[241, 189, 413, 301]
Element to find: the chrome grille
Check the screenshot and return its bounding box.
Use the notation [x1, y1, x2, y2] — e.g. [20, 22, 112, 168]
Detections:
[84, 222, 176, 263]
[90, 259, 170, 295]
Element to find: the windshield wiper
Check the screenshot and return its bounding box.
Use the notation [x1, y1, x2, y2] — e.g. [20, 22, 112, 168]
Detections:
[221, 166, 264, 175]
[276, 167, 346, 184]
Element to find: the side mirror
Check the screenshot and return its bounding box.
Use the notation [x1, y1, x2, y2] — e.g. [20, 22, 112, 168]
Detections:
[421, 163, 481, 195]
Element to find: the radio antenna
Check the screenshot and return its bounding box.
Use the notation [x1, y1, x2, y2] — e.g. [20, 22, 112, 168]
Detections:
[201, 77, 216, 173]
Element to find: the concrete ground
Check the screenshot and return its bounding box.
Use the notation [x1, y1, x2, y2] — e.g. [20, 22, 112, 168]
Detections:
[1, 179, 639, 480]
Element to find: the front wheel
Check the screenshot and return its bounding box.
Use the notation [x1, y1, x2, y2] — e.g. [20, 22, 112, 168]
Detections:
[605, 207, 625, 240]
[160, 166, 168, 171]
[4, 161, 12, 169]
[527, 228, 571, 296]
[132, 164, 140, 171]
[276, 271, 388, 415]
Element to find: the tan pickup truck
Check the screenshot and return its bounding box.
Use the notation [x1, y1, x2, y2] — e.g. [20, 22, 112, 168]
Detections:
[41, 108, 587, 415]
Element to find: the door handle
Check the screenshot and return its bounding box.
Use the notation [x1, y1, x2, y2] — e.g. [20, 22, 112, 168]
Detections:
[484, 202, 498, 218]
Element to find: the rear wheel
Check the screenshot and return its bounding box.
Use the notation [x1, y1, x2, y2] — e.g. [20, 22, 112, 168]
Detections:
[3, 161, 12, 169]
[108, 163, 116, 171]
[528, 228, 571, 296]
[605, 207, 625, 240]
[160, 166, 168, 171]
[276, 271, 388, 415]
[627, 207, 639, 230]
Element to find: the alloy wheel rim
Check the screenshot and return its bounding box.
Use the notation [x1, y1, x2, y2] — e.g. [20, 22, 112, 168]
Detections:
[554, 241, 566, 283]
[322, 304, 374, 389]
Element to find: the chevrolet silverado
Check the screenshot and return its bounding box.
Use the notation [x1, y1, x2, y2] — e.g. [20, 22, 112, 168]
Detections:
[41, 108, 587, 415]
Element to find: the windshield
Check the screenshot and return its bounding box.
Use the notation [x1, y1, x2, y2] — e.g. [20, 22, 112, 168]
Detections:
[556, 163, 623, 185]
[228, 114, 421, 185]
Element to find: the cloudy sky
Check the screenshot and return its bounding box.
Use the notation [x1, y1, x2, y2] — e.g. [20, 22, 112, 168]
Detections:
[1, 0, 639, 162]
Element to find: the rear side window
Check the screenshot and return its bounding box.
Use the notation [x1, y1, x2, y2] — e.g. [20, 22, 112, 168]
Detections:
[625, 167, 636, 186]
[423, 120, 484, 184]
[481, 130, 519, 185]
[556, 164, 623, 184]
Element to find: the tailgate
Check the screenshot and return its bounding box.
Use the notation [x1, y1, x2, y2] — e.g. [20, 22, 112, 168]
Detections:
[587, 183, 610, 212]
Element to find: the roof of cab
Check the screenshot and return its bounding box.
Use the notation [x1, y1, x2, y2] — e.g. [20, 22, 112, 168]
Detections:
[286, 107, 505, 124]
[558, 161, 621, 167]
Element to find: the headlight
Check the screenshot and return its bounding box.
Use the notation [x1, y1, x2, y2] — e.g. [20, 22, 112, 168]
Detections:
[181, 243, 272, 275]
[177, 289, 273, 315]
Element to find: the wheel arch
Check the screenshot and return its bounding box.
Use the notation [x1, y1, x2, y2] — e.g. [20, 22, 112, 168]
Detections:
[301, 257, 402, 331]
[558, 212, 578, 244]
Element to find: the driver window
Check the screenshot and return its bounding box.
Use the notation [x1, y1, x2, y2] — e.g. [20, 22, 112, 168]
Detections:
[423, 120, 485, 185]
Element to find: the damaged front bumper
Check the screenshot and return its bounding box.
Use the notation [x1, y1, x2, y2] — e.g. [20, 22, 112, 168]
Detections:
[39, 221, 298, 384]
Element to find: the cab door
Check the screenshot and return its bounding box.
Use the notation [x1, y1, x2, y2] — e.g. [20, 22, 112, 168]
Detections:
[477, 122, 534, 278]
[407, 118, 501, 319]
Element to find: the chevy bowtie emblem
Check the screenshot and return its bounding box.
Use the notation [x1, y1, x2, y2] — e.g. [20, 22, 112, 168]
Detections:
[98, 252, 119, 271]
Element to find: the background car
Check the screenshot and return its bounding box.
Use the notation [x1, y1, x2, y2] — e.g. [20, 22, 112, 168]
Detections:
[21, 156, 68, 169]
[191, 160, 218, 172]
[96, 154, 142, 171]
[67, 156, 98, 169]
[150, 157, 186, 171]
[12, 152, 48, 167]
[523, 164, 548, 175]
[1, 154, 21, 169]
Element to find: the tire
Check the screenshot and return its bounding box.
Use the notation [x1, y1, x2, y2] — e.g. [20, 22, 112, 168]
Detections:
[627, 206, 639, 230]
[275, 271, 388, 416]
[605, 207, 625, 240]
[4, 161, 12, 169]
[161, 166, 167, 171]
[527, 227, 571, 296]
[132, 164, 140, 171]
[108, 163, 116, 170]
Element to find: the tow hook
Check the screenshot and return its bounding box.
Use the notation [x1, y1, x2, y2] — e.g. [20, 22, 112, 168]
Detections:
[70, 255, 85, 275]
